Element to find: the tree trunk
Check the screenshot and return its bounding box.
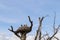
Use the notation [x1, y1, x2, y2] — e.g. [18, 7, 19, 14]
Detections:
[20, 33, 26, 40]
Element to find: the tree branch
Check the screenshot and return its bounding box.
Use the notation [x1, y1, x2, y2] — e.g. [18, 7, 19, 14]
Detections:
[53, 13, 56, 33]
[8, 26, 21, 38]
[54, 37, 59, 40]
[28, 16, 33, 27]
[35, 16, 45, 40]
[47, 25, 60, 40]
[8, 26, 14, 32]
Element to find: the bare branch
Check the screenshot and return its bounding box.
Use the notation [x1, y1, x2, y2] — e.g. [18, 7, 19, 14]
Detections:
[35, 16, 45, 40]
[28, 16, 33, 27]
[8, 26, 14, 32]
[8, 26, 21, 38]
[39, 17, 46, 40]
[47, 25, 60, 40]
[35, 30, 39, 40]
[53, 13, 56, 33]
[47, 14, 60, 40]
[54, 37, 59, 40]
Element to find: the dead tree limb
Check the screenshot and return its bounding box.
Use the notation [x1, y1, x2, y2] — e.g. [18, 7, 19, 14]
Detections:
[53, 13, 56, 33]
[8, 16, 33, 40]
[47, 14, 60, 40]
[35, 16, 45, 40]
[54, 37, 60, 40]
[47, 25, 60, 40]
[39, 17, 45, 40]
[8, 26, 21, 38]
[28, 16, 33, 29]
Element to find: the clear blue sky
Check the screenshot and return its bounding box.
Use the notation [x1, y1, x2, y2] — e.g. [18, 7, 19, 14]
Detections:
[0, 0, 60, 36]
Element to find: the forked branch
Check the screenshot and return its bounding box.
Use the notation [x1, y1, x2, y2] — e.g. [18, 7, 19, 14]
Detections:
[35, 16, 46, 40]
[8, 26, 14, 32]
[8, 26, 21, 38]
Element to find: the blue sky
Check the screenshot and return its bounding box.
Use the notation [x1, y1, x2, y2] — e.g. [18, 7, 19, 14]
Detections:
[0, 0, 60, 36]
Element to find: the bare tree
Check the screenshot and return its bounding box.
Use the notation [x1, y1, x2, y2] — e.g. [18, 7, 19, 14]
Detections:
[8, 15, 60, 40]
[35, 17, 45, 40]
[8, 16, 33, 40]
[47, 13, 60, 40]
[35, 14, 60, 40]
